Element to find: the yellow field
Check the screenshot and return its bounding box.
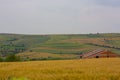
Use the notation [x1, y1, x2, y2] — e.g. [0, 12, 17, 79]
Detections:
[17, 52, 77, 59]
[0, 58, 120, 80]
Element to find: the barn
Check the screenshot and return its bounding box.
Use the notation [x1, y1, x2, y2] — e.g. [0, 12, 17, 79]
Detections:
[80, 49, 119, 59]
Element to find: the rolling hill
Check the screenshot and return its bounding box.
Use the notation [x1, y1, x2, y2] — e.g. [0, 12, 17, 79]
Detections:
[0, 33, 120, 60]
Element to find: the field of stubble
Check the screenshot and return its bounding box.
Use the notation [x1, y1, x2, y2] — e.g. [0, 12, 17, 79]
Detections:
[0, 58, 120, 80]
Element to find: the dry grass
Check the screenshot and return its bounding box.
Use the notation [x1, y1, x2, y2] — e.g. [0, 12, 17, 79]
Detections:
[0, 58, 120, 80]
[17, 52, 77, 59]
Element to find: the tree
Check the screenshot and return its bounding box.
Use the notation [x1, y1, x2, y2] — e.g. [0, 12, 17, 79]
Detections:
[5, 54, 21, 62]
[0, 57, 3, 62]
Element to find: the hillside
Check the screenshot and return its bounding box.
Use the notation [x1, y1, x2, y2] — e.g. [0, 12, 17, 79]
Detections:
[0, 58, 120, 80]
[0, 33, 120, 60]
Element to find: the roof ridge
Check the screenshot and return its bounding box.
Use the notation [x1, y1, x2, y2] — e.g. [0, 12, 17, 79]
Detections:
[83, 49, 105, 58]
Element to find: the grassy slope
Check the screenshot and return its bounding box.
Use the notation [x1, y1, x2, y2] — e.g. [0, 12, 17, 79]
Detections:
[0, 58, 120, 80]
[0, 33, 120, 59]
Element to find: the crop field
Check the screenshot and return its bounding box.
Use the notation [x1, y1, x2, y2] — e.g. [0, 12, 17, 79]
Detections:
[0, 58, 120, 80]
[0, 33, 120, 60]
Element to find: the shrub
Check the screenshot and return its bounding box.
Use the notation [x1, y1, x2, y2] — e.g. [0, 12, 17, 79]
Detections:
[5, 54, 21, 62]
[0, 57, 3, 62]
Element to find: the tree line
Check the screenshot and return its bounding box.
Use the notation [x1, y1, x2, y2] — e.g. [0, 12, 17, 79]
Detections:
[0, 54, 21, 62]
[88, 43, 120, 50]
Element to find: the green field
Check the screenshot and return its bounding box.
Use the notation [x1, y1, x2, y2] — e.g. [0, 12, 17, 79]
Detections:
[0, 33, 120, 60]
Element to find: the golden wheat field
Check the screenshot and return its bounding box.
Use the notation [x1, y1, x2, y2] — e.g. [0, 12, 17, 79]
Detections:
[0, 58, 120, 80]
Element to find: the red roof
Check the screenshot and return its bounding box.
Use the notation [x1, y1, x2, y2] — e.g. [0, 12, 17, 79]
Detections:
[81, 49, 119, 58]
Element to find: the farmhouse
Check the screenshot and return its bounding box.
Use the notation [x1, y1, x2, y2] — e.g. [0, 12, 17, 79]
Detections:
[80, 49, 119, 59]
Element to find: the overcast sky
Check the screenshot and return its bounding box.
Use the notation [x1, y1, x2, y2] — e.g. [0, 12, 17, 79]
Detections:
[0, 0, 120, 34]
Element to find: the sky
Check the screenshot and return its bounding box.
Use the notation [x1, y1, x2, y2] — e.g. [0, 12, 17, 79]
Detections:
[0, 0, 120, 34]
